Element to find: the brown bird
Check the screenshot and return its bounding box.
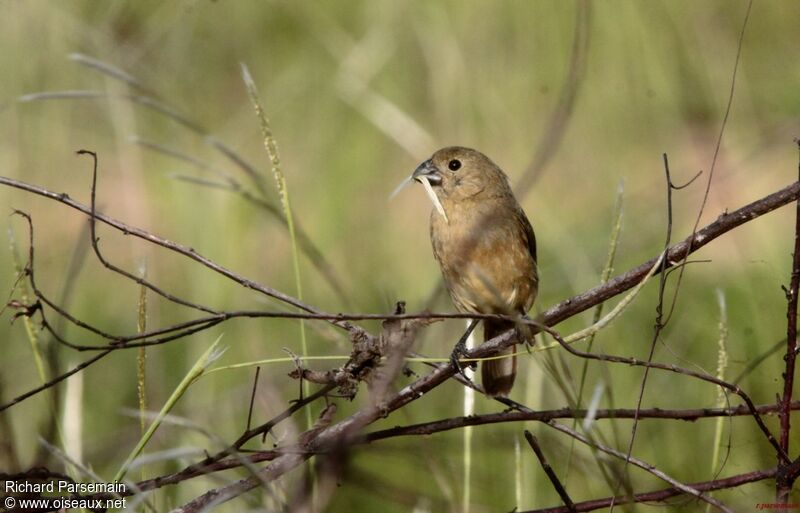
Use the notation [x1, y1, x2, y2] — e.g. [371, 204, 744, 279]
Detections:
[412, 147, 538, 397]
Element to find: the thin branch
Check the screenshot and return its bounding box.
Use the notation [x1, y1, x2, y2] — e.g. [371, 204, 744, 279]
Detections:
[245, 367, 261, 433]
[612, 152, 679, 506]
[364, 401, 798, 441]
[3, 174, 798, 337]
[692, 0, 753, 237]
[80, 150, 219, 315]
[534, 322, 789, 462]
[540, 179, 800, 328]
[546, 421, 732, 513]
[524, 430, 577, 512]
[519, 467, 776, 513]
[0, 173, 368, 339]
[776, 139, 800, 502]
[0, 349, 113, 412]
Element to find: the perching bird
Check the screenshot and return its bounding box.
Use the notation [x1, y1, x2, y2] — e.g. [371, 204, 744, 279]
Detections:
[412, 147, 538, 397]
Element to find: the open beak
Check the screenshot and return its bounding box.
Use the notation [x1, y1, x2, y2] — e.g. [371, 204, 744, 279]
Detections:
[412, 159, 442, 186]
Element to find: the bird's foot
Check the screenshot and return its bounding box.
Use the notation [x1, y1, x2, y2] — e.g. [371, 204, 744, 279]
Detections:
[449, 340, 474, 384]
[449, 318, 479, 384]
[450, 325, 478, 383]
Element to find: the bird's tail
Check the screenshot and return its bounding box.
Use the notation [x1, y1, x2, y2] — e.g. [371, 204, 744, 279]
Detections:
[482, 319, 518, 397]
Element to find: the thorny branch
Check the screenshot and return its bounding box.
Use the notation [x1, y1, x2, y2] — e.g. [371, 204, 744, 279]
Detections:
[776, 140, 800, 502]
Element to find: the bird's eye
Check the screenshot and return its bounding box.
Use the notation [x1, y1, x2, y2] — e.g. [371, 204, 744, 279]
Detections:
[448, 159, 462, 171]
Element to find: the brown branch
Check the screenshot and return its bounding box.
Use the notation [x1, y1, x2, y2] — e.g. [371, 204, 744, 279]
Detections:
[520, 467, 776, 513]
[540, 179, 800, 327]
[79, 150, 218, 315]
[77, 400, 798, 500]
[364, 401, 799, 442]
[612, 153, 678, 505]
[777, 140, 800, 502]
[3, 171, 800, 509]
[0, 349, 113, 412]
[545, 421, 732, 512]
[0, 170, 367, 339]
[525, 430, 577, 512]
[536, 322, 790, 463]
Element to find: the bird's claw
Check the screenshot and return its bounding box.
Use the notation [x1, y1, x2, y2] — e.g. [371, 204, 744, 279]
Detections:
[450, 338, 475, 384]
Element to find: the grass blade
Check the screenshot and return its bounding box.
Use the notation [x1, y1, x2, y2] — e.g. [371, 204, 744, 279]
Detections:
[114, 336, 225, 481]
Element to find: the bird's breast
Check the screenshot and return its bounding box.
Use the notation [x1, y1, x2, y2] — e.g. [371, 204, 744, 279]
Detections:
[430, 200, 537, 315]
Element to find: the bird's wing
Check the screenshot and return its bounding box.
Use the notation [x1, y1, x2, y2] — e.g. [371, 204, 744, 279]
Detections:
[517, 207, 537, 265]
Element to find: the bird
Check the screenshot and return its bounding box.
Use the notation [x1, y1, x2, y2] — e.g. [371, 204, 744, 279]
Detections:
[412, 146, 538, 397]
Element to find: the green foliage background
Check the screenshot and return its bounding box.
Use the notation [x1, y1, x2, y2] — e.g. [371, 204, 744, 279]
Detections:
[1, 1, 799, 511]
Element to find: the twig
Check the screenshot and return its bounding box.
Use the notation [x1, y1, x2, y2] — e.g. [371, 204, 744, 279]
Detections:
[776, 140, 800, 502]
[546, 421, 732, 512]
[246, 367, 261, 432]
[0, 173, 368, 338]
[534, 322, 789, 462]
[518, 467, 776, 513]
[3, 177, 800, 412]
[0, 349, 113, 412]
[364, 401, 799, 441]
[612, 152, 679, 507]
[524, 430, 576, 512]
[540, 180, 800, 327]
[80, 150, 218, 315]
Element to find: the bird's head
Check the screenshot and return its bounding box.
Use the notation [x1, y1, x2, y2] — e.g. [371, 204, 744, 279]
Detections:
[412, 146, 510, 203]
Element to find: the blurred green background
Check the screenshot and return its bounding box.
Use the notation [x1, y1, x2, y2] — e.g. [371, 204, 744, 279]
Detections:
[1, 1, 799, 511]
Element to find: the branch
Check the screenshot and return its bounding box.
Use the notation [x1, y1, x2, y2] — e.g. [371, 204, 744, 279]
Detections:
[2, 176, 799, 428]
[3, 171, 800, 509]
[2, 171, 798, 337]
[777, 140, 800, 501]
[520, 467, 776, 513]
[546, 421, 732, 512]
[525, 430, 577, 512]
[0, 169, 367, 339]
[536, 322, 789, 463]
[540, 180, 800, 327]
[364, 401, 799, 441]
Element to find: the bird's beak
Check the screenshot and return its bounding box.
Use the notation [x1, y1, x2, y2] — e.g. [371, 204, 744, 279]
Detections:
[411, 158, 448, 223]
[412, 159, 442, 186]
